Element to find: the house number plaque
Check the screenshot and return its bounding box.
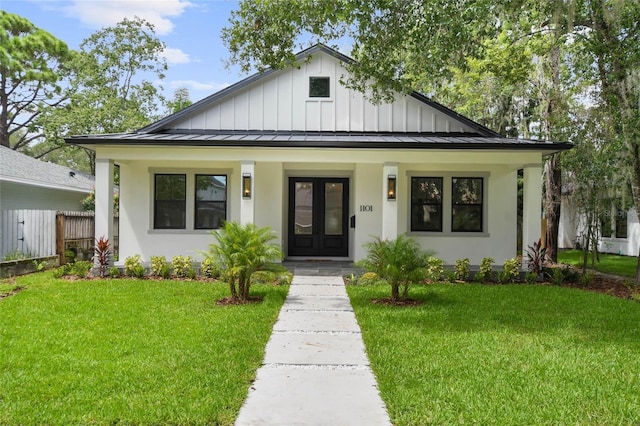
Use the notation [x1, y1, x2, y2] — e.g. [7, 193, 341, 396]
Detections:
[359, 205, 373, 212]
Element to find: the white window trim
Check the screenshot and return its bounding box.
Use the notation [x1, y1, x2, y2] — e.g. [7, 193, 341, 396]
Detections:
[148, 167, 233, 234]
[406, 171, 490, 237]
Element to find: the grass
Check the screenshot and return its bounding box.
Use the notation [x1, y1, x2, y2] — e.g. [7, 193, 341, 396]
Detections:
[558, 249, 637, 277]
[0, 272, 288, 425]
[347, 283, 640, 425]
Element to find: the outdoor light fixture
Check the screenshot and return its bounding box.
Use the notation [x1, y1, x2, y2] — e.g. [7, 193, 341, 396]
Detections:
[387, 175, 397, 200]
[242, 173, 252, 199]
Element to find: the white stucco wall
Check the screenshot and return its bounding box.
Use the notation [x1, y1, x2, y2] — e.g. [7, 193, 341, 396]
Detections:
[598, 208, 640, 256]
[103, 146, 538, 266]
[0, 181, 89, 211]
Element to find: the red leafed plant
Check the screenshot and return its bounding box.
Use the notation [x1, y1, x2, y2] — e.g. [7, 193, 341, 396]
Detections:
[94, 236, 111, 277]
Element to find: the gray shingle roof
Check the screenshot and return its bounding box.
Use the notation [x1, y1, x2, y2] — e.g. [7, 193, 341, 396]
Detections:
[0, 145, 94, 192]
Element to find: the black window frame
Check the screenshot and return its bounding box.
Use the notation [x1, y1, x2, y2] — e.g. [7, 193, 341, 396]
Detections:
[410, 177, 443, 232]
[309, 77, 330, 98]
[154, 174, 186, 229]
[451, 177, 484, 233]
[615, 208, 628, 239]
[194, 174, 227, 230]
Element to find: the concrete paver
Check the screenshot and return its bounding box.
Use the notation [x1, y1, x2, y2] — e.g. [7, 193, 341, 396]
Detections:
[235, 275, 391, 426]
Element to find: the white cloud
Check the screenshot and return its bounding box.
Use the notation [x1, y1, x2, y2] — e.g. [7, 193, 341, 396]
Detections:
[168, 80, 230, 92]
[65, 0, 192, 35]
[162, 47, 190, 64]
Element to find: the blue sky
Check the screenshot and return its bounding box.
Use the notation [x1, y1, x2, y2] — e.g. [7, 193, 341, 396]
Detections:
[3, 0, 249, 103]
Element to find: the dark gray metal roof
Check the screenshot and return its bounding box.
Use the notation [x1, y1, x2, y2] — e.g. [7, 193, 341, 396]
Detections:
[67, 131, 573, 153]
[0, 145, 94, 192]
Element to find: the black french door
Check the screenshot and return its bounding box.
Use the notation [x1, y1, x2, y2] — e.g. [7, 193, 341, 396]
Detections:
[288, 177, 349, 257]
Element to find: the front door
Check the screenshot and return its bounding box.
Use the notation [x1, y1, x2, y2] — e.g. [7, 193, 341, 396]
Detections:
[288, 177, 349, 257]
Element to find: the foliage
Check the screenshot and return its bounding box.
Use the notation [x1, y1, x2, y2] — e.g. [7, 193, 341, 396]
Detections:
[525, 271, 538, 285]
[357, 272, 381, 286]
[171, 255, 195, 279]
[207, 222, 283, 301]
[2, 250, 33, 261]
[475, 257, 494, 283]
[0, 273, 288, 424]
[149, 256, 170, 278]
[64, 249, 76, 263]
[525, 238, 546, 274]
[81, 190, 119, 213]
[132, 265, 146, 279]
[108, 266, 120, 278]
[425, 257, 445, 283]
[0, 11, 72, 149]
[498, 258, 521, 284]
[358, 235, 431, 301]
[124, 255, 143, 277]
[558, 250, 637, 279]
[199, 257, 219, 279]
[579, 271, 595, 287]
[93, 235, 110, 278]
[550, 268, 565, 286]
[36, 17, 167, 172]
[453, 258, 470, 282]
[167, 87, 192, 114]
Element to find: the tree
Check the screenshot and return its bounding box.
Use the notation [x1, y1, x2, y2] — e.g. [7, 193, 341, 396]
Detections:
[167, 87, 192, 114]
[0, 11, 72, 149]
[37, 17, 167, 173]
[206, 222, 283, 302]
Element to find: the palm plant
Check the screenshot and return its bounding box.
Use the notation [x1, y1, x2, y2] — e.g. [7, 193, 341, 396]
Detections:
[207, 222, 283, 301]
[358, 234, 432, 301]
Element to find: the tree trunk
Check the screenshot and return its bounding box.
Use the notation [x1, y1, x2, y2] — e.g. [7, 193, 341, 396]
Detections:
[391, 283, 399, 301]
[544, 154, 562, 263]
[0, 73, 9, 148]
[582, 222, 591, 275]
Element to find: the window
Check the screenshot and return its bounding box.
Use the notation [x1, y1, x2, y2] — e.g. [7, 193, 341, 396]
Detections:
[309, 77, 330, 97]
[411, 177, 443, 231]
[195, 175, 227, 229]
[615, 208, 628, 238]
[154, 174, 186, 229]
[452, 177, 483, 232]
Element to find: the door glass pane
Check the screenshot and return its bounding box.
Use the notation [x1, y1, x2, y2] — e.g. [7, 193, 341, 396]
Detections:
[324, 182, 343, 235]
[295, 182, 313, 235]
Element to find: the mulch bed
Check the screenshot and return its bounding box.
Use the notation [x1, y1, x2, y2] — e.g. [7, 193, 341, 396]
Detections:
[216, 295, 264, 306]
[562, 272, 634, 300]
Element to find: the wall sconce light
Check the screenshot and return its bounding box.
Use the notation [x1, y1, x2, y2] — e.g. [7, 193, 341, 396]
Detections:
[387, 175, 396, 200]
[242, 173, 252, 199]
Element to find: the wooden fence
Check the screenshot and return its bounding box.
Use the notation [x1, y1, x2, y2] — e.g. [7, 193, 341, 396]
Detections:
[0, 209, 118, 263]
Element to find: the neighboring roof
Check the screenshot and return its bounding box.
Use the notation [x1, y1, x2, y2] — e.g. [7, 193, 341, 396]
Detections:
[0, 145, 94, 193]
[65, 44, 572, 154]
[69, 130, 573, 154]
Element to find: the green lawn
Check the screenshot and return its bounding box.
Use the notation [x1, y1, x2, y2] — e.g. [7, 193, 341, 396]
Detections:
[0, 272, 288, 425]
[558, 249, 637, 277]
[348, 283, 640, 425]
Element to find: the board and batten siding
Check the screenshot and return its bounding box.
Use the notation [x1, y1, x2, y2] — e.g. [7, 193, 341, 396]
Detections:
[0, 210, 56, 258]
[169, 52, 476, 133]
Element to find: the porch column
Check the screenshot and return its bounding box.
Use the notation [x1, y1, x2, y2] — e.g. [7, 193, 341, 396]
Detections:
[522, 164, 543, 270]
[95, 158, 114, 265]
[240, 161, 255, 225]
[382, 162, 398, 240]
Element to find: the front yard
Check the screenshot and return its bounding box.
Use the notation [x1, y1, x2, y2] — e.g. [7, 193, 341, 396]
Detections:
[348, 282, 640, 425]
[0, 272, 288, 425]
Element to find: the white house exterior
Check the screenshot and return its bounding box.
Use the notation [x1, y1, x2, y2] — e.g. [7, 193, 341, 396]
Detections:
[0, 145, 94, 211]
[67, 45, 571, 266]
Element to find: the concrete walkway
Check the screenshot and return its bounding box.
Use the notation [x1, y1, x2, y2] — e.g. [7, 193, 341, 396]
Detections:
[235, 275, 392, 426]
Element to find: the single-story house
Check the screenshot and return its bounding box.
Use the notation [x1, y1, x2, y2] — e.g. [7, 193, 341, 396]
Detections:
[559, 196, 639, 256]
[66, 44, 572, 267]
[0, 145, 94, 211]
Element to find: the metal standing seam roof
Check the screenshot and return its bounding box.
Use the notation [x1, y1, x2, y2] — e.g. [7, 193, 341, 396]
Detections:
[0, 145, 94, 192]
[66, 131, 573, 153]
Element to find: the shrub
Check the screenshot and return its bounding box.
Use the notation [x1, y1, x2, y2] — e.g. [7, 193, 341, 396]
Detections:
[426, 257, 445, 282]
[172, 255, 195, 279]
[93, 236, 111, 278]
[475, 257, 494, 283]
[498, 258, 521, 284]
[579, 271, 595, 287]
[207, 222, 284, 301]
[454, 258, 470, 281]
[150, 256, 170, 278]
[357, 272, 381, 285]
[70, 261, 92, 278]
[358, 234, 432, 301]
[550, 268, 564, 286]
[64, 249, 76, 264]
[52, 265, 69, 278]
[525, 238, 546, 274]
[200, 257, 219, 279]
[109, 266, 121, 278]
[124, 255, 143, 277]
[132, 264, 146, 279]
[525, 271, 538, 285]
